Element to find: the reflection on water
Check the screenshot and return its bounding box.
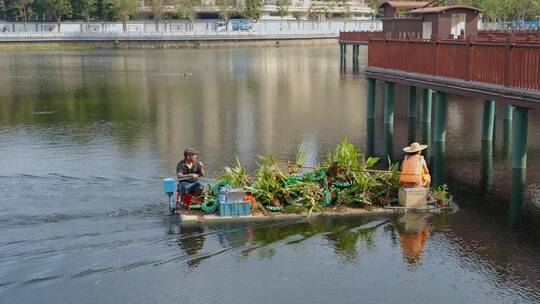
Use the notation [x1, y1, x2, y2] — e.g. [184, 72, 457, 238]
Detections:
[0, 47, 539, 304]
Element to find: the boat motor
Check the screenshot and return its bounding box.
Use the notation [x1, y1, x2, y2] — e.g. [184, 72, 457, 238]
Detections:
[162, 178, 176, 214]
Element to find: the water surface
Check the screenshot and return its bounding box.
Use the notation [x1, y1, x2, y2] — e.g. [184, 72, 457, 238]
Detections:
[0, 47, 539, 304]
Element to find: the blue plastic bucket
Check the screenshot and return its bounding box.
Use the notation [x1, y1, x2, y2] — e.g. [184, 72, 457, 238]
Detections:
[162, 178, 176, 194]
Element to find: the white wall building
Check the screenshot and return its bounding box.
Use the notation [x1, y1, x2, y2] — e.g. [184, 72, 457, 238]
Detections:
[139, 0, 373, 20]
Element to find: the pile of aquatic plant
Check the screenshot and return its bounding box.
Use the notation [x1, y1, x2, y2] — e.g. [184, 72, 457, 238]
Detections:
[203, 137, 417, 214]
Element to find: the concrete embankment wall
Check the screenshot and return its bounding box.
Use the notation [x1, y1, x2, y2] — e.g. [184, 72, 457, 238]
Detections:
[0, 37, 338, 50]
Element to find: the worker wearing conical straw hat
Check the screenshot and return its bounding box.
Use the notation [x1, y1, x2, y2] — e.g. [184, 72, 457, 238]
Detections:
[399, 142, 431, 189]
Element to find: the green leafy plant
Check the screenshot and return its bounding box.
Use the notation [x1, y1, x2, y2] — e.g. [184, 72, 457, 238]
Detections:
[430, 184, 449, 200]
[221, 156, 251, 188]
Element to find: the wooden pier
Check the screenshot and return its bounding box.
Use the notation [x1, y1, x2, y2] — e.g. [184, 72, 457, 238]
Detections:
[339, 29, 540, 223]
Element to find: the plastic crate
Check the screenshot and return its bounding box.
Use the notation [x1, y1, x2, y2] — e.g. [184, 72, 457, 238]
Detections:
[219, 201, 251, 217]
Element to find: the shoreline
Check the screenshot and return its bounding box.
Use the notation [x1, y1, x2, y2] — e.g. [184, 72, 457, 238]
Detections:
[0, 36, 338, 50]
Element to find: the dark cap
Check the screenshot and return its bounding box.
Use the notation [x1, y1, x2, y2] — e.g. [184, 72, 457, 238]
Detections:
[184, 148, 198, 157]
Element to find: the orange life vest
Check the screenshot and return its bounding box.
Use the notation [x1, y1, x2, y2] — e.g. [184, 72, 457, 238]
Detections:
[399, 155, 423, 184]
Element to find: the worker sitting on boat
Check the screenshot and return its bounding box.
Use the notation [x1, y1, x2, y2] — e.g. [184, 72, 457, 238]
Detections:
[399, 142, 431, 189]
[177, 148, 205, 196]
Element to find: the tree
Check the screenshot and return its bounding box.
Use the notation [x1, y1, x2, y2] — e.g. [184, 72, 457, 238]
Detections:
[105, 0, 138, 31]
[0, 0, 6, 20]
[75, 0, 97, 21]
[151, 0, 164, 31]
[368, 0, 379, 20]
[291, 11, 304, 28]
[241, 0, 261, 21]
[11, 0, 34, 30]
[276, 0, 290, 29]
[42, 0, 72, 29]
[216, 0, 236, 30]
[176, 0, 196, 31]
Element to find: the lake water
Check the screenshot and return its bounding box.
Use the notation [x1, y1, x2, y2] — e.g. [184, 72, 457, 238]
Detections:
[0, 46, 539, 304]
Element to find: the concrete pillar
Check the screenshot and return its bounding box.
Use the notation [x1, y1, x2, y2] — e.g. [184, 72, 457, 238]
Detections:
[481, 100, 496, 141]
[422, 88, 432, 123]
[434, 92, 447, 142]
[384, 82, 394, 124]
[512, 107, 528, 170]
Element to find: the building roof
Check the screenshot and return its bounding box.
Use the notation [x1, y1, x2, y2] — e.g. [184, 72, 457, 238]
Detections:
[380, 1, 430, 9]
[408, 5, 482, 14]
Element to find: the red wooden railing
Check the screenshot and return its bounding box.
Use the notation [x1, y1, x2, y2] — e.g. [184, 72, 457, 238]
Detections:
[368, 38, 540, 91]
[339, 31, 386, 42]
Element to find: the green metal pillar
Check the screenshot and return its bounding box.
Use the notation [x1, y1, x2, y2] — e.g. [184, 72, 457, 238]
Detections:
[510, 168, 526, 227]
[422, 89, 432, 123]
[353, 45, 359, 72]
[509, 106, 528, 226]
[384, 82, 394, 159]
[434, 92, 447, 142]
[408, 86, 417, 120]
[366, 78, 376, 156]
[481, 100, 496, 141]
[385, 123, 394, 160]
[384, 82, 395, 124]
[367, 119, 375, 156]
[480, 141, 494, 193]
[512, 107, 529, 170]
[432, 141, 445, 186]
[408, 86, 417, 144]
[423, 123, 432, 162]
[367, 78, 376, 120]
[503, 105, 514, 158]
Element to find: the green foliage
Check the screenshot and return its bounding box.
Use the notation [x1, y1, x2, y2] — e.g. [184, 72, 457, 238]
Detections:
[215, 0, 237, 26]
[327, 137, 361, 175]
[221, 157, 251, 188]
[240, 0, 261, 21]
[104, 0, 138, 31]
[291, 11, 304, 22]
[245, 154, 285, 205]
[10, 0, 34, 24]
[430, 184, 449, 200]
[151, 0, 165, 28]
[176, 0, 197, 28]
[43, 0, 72, 23]
[75, 0, 96, 21]
[275, 0, 290, 19]
[207, 137, 447, 215]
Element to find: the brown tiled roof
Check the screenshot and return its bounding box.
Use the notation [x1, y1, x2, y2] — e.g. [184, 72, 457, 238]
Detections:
[408, 5, 482, 14]
[380, 1, 430, 9]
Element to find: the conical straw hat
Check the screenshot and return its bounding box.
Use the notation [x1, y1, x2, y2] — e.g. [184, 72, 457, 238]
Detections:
[403, 142, 428, 153]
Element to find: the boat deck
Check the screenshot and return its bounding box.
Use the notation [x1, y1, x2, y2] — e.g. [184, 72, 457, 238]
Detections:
[178, 204, 453, 225]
